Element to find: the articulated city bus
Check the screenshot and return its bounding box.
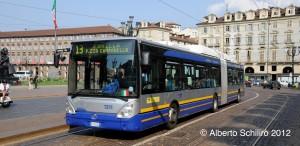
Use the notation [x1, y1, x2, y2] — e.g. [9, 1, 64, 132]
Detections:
[64, 37, 244, 131]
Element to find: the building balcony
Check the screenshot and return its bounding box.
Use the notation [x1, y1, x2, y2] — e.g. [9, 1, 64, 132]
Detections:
[285, 40, 294, 44]
[259, 42, 265, 45]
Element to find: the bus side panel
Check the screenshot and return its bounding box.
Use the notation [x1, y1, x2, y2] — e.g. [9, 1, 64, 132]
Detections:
[179, 98, 213, 118]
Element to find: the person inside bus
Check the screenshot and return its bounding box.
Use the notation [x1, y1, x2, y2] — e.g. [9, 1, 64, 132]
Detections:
[117, 68, 129, 89]
[166, 74, 174, 91]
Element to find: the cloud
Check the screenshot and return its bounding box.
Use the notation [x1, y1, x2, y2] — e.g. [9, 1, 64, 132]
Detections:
[208, 0, 300, 15]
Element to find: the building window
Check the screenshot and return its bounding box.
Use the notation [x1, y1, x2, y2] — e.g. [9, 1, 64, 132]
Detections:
[204, 27, 207, 33]
[260, 66, 265, 71]
[225, 37, 230, 45]
[260, 50, 265, 62]
[247, 36, 252, 45]
[226, 26, 230, 32]
[247, 24, 253, 31]
[203, 39, 207, 46]
[226, 15, 230, 20]
[247, 50, 251, 62]
[215, 38, 220, 46]
[235, 49, 240, 62]
[260, 35, 265, 44]
[272, 34, 278, 43]
[273, 21, 277, 28]
[287, 33, 292, 43]
[235, 37, 241, 45]
[272, 65, 277, 71]
[236, 25, 240, 32]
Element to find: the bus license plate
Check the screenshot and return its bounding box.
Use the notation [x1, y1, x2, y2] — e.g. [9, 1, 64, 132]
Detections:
[90, 122, 100, 127]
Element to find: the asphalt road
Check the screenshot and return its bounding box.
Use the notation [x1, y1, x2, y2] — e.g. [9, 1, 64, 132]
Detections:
[18, 87, 300, 146]
[0, 96, 65, 120]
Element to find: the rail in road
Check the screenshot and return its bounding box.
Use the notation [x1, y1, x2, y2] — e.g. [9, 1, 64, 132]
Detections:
[8, 87, 300, 146]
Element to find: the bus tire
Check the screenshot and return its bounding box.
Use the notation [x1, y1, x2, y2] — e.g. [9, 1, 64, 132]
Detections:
[166, 103, 179, 129]
[236, 93, 241, 103]
[212, 96, 218, 112]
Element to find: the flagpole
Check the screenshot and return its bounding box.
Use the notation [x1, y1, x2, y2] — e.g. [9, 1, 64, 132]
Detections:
[54, 0, 57, 51]
[53, 0, 58, 68]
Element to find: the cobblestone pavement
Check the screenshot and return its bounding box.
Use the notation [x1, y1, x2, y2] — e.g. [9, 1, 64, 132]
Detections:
[20, 87, 300, 146]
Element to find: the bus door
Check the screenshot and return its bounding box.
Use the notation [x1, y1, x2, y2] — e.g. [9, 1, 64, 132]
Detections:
[220, 59, 227, 105]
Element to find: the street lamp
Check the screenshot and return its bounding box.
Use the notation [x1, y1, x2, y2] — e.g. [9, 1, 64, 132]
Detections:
[286, 46, 300, 86]
[127, 16, 134, 36]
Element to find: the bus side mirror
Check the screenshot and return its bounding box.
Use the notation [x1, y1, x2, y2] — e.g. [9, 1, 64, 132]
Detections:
[54, 51, 60, 68]
[142, 52, 150, 65]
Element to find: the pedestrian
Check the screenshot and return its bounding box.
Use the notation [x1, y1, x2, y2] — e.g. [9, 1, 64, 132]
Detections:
[33, 74, 38, 89]
[28, 76, 33, 90]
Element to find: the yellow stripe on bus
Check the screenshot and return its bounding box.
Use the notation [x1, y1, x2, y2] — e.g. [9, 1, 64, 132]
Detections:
[227, 90, 239, 94]
[141, 113, 168, 123]
[178, 95, 213, 105]
[140, 95, 213, 113]
[140, 104, 170, 113]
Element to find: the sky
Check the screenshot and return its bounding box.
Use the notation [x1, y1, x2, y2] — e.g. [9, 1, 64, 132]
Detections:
[0, 0, 299, 31]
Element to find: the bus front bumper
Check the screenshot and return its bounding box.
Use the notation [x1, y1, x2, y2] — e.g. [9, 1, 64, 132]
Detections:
[66, 112, 143, 132]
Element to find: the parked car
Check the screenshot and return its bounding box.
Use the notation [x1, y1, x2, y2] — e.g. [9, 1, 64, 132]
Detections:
[13, 70, 32, 80]
[262, 80, 281, 90]
[252, 80, 260, 86]
[278, 81, 288, 87]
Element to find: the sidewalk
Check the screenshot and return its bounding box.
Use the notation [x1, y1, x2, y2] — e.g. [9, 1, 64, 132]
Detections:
[10, 85, 67, 99]
[0, 85, 68, 141]
[0, 112, 66, 139]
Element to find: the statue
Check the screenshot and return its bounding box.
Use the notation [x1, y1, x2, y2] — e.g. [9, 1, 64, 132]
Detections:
[0, 48, 16, 79]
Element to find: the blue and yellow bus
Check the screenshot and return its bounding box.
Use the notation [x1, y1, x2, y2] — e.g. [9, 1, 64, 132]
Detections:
[62, 37, 244, 131]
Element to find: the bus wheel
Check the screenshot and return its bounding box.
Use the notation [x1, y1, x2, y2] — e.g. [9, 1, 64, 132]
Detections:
[166, 103, 178, 129]
[236, 93, 241, 103]
[212, 96, 218, 112]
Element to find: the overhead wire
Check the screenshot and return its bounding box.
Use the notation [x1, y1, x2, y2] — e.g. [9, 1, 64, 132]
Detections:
[157, 0, 200, 22]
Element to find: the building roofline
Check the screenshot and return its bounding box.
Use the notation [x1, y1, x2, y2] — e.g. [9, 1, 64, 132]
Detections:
[0, 25, 122, 39]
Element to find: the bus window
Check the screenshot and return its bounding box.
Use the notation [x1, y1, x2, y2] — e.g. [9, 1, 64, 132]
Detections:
[165, 63, 180, 91]
[183, 64, 194, 89]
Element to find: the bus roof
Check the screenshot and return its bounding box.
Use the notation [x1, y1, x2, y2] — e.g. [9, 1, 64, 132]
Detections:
[71, 37, 243, 67]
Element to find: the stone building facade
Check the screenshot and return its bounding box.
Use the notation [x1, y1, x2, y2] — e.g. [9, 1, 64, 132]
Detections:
[197, 5, 300, 82]
[0, 25, 122, 79]
[136, 21, 199, 45]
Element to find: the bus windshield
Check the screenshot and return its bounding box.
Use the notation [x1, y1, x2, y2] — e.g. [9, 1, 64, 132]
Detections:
[69, 40, 138, 98]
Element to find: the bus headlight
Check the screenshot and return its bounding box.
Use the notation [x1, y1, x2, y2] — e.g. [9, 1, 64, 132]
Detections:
[117, 100, 138, 118]
[66, 97, 76, 114]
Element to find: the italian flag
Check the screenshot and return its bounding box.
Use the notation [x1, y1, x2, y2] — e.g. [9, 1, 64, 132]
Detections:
[52, 0, 58, 29]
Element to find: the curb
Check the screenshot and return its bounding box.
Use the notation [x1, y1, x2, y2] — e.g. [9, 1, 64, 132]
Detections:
[0, 125, 69, 146]
[14, 94, 66, 100]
